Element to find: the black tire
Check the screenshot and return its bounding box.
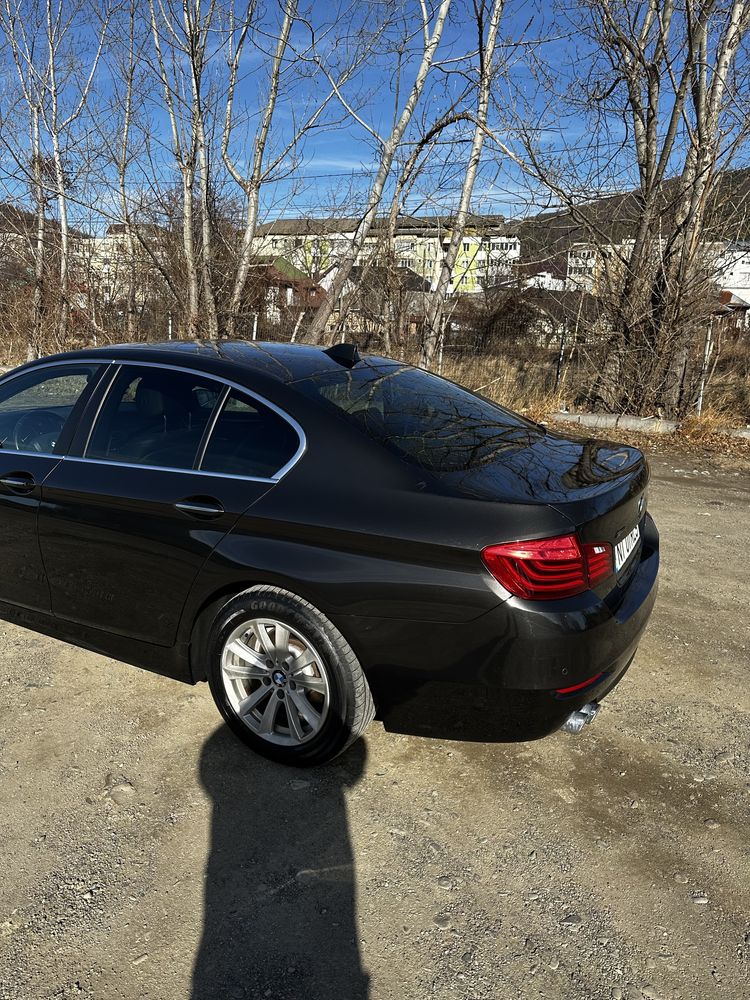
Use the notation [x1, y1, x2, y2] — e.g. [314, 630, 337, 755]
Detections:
[206, 585, 375, 767]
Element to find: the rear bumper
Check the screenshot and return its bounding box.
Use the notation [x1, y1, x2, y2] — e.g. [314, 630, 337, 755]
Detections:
[341, 514, 659, 743]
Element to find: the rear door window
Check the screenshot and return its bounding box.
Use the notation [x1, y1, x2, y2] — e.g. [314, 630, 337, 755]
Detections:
[86, 365, 223, 470]
[200, 390, 300, 479]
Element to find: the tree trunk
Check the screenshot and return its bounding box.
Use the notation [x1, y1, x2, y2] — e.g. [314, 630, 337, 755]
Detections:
[196, 113, 219, 338]
[182, 170, 200, 338]
[420, 0, 504, 369]
[306, 0, 453, 343]
[50, 129, 70, 346]
[31, 108, 45, 360]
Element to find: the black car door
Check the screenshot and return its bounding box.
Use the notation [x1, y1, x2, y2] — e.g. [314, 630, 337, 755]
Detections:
[0, 362, 104, 613]
[37, 362, 303, 647]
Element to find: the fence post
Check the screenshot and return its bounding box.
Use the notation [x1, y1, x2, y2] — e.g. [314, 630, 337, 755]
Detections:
[555, 319, 568, 389]
[696, 320, 713, 416]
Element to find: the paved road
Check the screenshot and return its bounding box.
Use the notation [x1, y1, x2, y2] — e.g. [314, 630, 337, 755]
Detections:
[1, 455, 748, 1000]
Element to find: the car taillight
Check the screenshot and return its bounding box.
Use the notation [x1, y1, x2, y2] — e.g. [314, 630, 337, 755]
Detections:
[481, 533, 613, 600]
[582, 541, 613, 587]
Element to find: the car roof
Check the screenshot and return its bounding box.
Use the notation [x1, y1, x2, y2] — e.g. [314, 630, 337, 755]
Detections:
[35, 340, 398, 385]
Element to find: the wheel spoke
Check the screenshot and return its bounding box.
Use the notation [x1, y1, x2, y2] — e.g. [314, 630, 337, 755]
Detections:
[290, 648, 317, 674]
[295, 672, 327, 695]
[224, 661, 267, 681]
[254, 622, 276, 656]
[286, 699, 306, 741]
[225, 641, 268, 679]
[273, 623, 290, 656]
[237, 685, 271, 716]
[259, 693, 282, 734]
[288, 688, 322, 731]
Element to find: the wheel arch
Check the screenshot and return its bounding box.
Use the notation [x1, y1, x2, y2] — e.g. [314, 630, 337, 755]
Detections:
[186, 577, 339, 683]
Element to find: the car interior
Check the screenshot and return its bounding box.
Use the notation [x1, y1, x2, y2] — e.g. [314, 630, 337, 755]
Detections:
[201, 392, 300, 478]
[86, 373, 219, 469]
[0, 363, 299, 478]
[86, 370, 299, 477]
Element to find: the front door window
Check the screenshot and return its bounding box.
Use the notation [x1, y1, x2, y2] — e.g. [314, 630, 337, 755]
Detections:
[0, 365, 100, 454]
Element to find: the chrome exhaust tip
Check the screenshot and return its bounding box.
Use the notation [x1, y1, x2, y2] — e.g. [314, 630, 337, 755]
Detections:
[560, 701, 600, 735]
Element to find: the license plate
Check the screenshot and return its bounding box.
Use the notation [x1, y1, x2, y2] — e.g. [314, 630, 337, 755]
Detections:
[614, 524, 641, 572]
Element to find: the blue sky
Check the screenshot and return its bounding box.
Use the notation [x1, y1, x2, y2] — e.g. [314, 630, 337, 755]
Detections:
[233, 0, 563, 221]
[0, 1, 607, 231]
[5, 0, 741, 234]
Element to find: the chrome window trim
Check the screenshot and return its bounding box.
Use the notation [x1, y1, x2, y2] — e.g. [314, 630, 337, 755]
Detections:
[61, 454, 280, 485]
[80, 358, 307, 483]
[0, 359, 111, 461]
[0, 448, 59, 460]
[0, 358, 113, 388]
[194, 383, 230, 470]
[80, 362, 121, 458]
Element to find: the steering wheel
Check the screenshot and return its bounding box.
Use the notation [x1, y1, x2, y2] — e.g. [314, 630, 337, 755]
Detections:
[13, 409, 66, 453]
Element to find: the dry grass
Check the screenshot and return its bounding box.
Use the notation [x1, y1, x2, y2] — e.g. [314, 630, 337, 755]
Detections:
[679, 407, 746, 442]
[439, 354, 562, 420]
[441, 353, 750, 458]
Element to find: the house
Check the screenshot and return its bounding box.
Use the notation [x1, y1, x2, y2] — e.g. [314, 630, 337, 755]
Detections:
[319, 262, 431, 338]
[511, 256, 568, 291]
[566, 243, 599, 291]
[244, 256, 325, 326]
[84, 222, 172, 305]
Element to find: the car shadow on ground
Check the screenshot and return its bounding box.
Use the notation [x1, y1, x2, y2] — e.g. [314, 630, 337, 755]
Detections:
[192, 727, 369, 1000]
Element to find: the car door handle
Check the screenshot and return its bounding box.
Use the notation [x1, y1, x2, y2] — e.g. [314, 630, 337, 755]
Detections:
[0, 473, 36, 494]
[174, 497, 225, 519]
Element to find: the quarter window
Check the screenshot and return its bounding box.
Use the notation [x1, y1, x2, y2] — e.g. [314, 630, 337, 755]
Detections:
[201, 390, 299, 479]
[86, 366, 223, 470]
[0, 364, 99, 454]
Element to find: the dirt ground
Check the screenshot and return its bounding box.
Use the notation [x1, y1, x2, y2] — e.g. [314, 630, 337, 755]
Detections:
[0, 451, 748, 1000]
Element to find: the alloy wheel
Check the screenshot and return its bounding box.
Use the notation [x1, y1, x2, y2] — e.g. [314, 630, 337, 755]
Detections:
[220, 617, 330, 746]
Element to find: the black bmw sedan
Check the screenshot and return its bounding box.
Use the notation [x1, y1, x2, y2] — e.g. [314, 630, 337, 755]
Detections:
[0, 341, 658, 765]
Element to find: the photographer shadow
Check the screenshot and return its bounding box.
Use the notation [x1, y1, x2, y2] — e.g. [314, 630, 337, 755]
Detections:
[192, 728, 369, 1000]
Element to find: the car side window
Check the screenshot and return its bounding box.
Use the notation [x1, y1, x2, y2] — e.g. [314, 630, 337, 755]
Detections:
[86, 366, 223, 470]
[0, 365, 99, 455]
[200, 390, 300, 479]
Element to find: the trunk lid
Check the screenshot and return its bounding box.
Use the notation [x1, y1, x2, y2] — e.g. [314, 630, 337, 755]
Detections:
[428, 427, 650, 579]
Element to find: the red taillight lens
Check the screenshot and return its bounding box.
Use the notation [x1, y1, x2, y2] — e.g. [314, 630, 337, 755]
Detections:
[582, 541, 613, 587]
[482, 534, 613, 600]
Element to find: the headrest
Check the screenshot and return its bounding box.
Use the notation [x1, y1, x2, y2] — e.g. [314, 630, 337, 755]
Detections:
[134, 377, 188, 421]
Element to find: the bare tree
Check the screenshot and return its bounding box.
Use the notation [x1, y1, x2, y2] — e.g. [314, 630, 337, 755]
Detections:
[222, 0, 293, 339]
[306, 0, 453, 343]
[0, 0, 111, 350]
[419, 0, 505, 369]
[500, 0, 750, 417]
[147, 0, 220, 338]
[220, 0, 349, 339]
[42, 0, 111, 343]
[1, 0, 52, 357]
[112, 1, 145, 340]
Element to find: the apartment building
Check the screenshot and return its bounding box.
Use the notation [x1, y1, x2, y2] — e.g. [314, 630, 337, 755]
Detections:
[254, 215, 520, 294]
[565, 237, 750, 304]
[566, 243, 599, 291]
[715, 241, 750, 301]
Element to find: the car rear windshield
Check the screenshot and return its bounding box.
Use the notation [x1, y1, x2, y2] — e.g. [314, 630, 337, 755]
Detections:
[291, 362, 543, 473]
